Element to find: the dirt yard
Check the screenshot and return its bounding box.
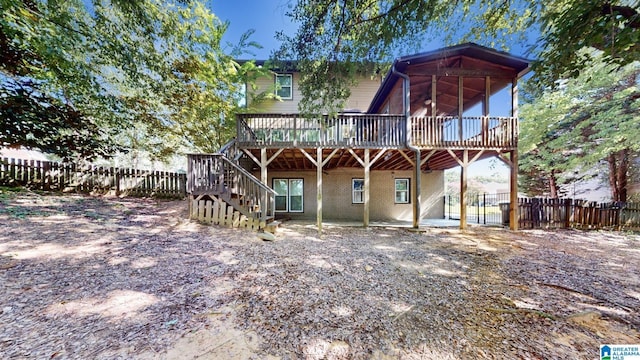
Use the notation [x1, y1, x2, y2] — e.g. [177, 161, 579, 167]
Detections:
[1, 189, 639, 359]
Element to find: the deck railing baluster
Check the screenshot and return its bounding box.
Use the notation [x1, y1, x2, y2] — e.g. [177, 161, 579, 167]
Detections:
[235, 114, 516, 149]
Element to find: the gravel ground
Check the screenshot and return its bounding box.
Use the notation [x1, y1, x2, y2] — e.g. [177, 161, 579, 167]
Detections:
[0, 190, 638, 359]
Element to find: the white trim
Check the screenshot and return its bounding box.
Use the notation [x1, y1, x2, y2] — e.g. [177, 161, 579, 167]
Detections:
[273, 178, 303, 212]
[275, 73, 293, 100]
[289, 178, 304, 213]
[352, 178, 364, 204]
[395, 178, 410, 204]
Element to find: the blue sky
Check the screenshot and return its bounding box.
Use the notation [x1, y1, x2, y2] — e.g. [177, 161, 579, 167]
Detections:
[210, 0, 295, 59]
[208, 1, 536, 61]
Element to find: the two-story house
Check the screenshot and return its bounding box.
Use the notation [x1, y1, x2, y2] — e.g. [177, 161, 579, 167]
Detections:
[187, 43, 530, 232]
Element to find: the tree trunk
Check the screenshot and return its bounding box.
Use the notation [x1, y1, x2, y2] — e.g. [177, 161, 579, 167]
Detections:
[617, 149, 629, 202]
[607, 149, 629, 202]
[549, 169, 559, 198]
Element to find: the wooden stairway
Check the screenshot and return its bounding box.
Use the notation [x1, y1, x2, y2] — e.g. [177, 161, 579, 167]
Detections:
[187, 149, 278, 234]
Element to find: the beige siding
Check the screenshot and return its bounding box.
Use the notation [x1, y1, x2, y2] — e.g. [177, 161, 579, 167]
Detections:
[259, 169, 444, 222]
[343, 77, 381, 112]
[248, 73, 381, 113]
[249, 73, 302, 113]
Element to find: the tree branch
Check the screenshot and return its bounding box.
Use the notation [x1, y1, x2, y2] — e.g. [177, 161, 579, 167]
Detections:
[333, 0, 349, 53]
[603, 4, 640, 29]
[348, 0, 415, 28]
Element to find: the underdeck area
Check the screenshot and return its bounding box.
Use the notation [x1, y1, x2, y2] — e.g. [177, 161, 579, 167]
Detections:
[239, 147, 511, 173]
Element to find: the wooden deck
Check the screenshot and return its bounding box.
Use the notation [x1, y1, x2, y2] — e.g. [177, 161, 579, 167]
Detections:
[237, 113, 517, 150]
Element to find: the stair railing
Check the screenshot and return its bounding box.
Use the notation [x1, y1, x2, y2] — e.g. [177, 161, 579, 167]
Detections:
[187, 153, 276, 221]
[218, 138, 243, 161]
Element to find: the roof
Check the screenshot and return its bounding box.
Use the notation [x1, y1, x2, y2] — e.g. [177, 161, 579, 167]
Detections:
[367, 43, 532, 113]
[235, 59, 385, 74]
[235, 59, 299, 72]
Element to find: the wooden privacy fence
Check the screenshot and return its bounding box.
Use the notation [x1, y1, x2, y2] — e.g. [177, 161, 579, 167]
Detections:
[1, 157, 186, 198]
[189, 194, 266, 231]
[518, 198, 640, 231]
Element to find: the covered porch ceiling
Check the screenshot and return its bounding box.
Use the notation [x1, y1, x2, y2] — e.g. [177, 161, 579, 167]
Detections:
[367, 43, 531, 115]
[242, 148, 510, 172]
[404, 55, 517, 116]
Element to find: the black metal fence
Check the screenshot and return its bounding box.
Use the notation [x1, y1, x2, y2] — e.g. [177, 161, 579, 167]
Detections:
[444, 193, 640, 230]
[444, 193, 511, 225]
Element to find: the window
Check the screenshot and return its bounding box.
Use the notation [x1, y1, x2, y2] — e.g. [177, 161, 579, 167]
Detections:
[352, 179, 364, 204]
[273, 179, 303, 212]
[395, 179, 410, 204]
[275, 74, 293, 100]
[238, 83, 247, 108]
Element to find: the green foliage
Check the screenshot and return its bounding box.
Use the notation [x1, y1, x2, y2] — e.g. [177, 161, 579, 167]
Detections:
[276, 0, 455, 113]
[519, 53, 640, 200]
[278, 0, 639, 112]
[0, 186, 23, 205]
[0, 78, 124, 159]
[535, 1, 640, 84]
[0, 0, 265, 160]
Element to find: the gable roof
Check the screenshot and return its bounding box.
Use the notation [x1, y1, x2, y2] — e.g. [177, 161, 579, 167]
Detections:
[367, 43, 531, 113]
[235, 59, 299, 72]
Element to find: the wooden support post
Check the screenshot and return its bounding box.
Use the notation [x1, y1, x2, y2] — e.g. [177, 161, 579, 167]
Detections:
[413, 149, 421, 228]
[346, 149, 386, 228]
[460, 150, 468, 230]
[431, 75, 437, 117]
[484, 76, 491, 116]
[317, 148, 323, 233]
[510, 150, 519, 230]
[511, 78, 519, 231]
[364, 149, 370, 227]
[301, 148, 338, 233]
[512, 78, 519, 118]
[458, 76, 464, 142]
[261, 148, 268, 221]
[483, 76, 490, 143]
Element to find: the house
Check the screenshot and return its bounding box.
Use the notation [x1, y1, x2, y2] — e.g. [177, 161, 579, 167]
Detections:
[187, 43, 531, 231]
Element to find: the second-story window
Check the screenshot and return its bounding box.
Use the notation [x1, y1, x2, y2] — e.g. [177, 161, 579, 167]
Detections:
[275, 74, 293, 100]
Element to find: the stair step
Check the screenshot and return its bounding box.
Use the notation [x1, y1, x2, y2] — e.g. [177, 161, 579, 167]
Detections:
[264, 220, 281, 234]
[257, 231, 276, 241]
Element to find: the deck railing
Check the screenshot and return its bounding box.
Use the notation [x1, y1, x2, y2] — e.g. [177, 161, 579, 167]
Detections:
[187, 154, 276, 220]
[410, 116, 518, 149]
[237, 114, 517, 149]
[237, 113, 406, 148]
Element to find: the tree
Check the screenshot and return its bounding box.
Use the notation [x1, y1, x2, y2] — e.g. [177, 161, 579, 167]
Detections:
[1, 0, 130, 160]
[519, 54, 640, 201]
[276, 0, 639, 113]
[1, 0, 264, 161]
[0, 78, 124, 160]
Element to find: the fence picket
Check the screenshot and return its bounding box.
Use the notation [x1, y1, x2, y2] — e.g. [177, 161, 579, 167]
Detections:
[0, 156, 186, 198]
[444, 193, 640, 231]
